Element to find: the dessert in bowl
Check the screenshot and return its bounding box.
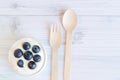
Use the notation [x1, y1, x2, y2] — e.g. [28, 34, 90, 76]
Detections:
[8, 38, 47, 75]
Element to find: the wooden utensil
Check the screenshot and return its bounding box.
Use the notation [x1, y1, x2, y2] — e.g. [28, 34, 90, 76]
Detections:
[62, 9, 78, 80]
[50, 24, 62, 80]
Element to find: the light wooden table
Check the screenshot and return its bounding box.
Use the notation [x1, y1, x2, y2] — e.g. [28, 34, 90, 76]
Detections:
[0, 0, 120, 80]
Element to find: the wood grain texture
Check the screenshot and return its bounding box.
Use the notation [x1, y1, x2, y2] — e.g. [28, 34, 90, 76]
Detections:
[0, 0, 120, 16]
[0, 0, 120, 80]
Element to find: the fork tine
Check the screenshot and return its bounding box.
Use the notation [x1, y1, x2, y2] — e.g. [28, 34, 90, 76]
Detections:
[51, 24, 54, 33]
[56, 24, 60, 32]
[57, 24, 59, 32]
[58, 24, 62, 32]
[54, 24, 57, 32]
[50, 24, 54, 40]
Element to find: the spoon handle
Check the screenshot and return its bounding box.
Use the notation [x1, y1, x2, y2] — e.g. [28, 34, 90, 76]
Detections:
[64, 32, 72, 80]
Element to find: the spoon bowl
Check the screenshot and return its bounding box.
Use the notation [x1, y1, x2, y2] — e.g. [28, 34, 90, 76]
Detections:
[62, 9, 78, 32]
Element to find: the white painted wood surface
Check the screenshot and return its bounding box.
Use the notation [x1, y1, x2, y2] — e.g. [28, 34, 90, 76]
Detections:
[0, 0, 120, 80]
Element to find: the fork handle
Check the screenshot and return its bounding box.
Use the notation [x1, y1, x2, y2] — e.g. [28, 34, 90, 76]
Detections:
[64, 32, 72, 80]
[51, 48, 58, 80]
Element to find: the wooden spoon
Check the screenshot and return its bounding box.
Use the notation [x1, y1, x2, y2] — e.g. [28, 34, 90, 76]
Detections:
[62, 9, 78, 80]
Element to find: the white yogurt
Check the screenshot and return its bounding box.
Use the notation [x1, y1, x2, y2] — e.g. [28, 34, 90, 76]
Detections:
[8, 38, 47, 75]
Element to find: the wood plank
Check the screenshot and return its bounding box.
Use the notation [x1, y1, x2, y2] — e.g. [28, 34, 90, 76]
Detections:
[0, 0, 120, 15]
[1, 54, 120, 80]
[0, 16, 120, 56]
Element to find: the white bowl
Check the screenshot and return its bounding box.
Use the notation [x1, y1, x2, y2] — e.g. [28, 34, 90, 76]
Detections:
[8, 38, 47, 75]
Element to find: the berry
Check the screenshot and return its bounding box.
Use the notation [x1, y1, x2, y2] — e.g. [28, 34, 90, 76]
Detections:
[24, 51, 33, 60]
[14, 49, 23, 58]
[32, 45, 40, 53]
[28, 61, 36, 69]
[33, 55, 41, 62]
[23, 42, 31, 50]
[17, 60, 24, 68]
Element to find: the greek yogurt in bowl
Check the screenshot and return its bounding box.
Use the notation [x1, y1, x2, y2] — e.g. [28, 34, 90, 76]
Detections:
[8, 38, 47, 75]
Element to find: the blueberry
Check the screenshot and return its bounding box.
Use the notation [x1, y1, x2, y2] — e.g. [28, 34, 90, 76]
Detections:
[32, 45, 40, 53]
[23, 42, 31, 50]
[33, 55, 41, 62]
[14, 49, 23, 58]
[28, 61, 36, 69]
[17, 60, 24, 68]
[24, 51, 33, 60]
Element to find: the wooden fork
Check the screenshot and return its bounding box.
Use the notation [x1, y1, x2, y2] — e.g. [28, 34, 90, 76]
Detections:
[50, 24, 62, 80]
